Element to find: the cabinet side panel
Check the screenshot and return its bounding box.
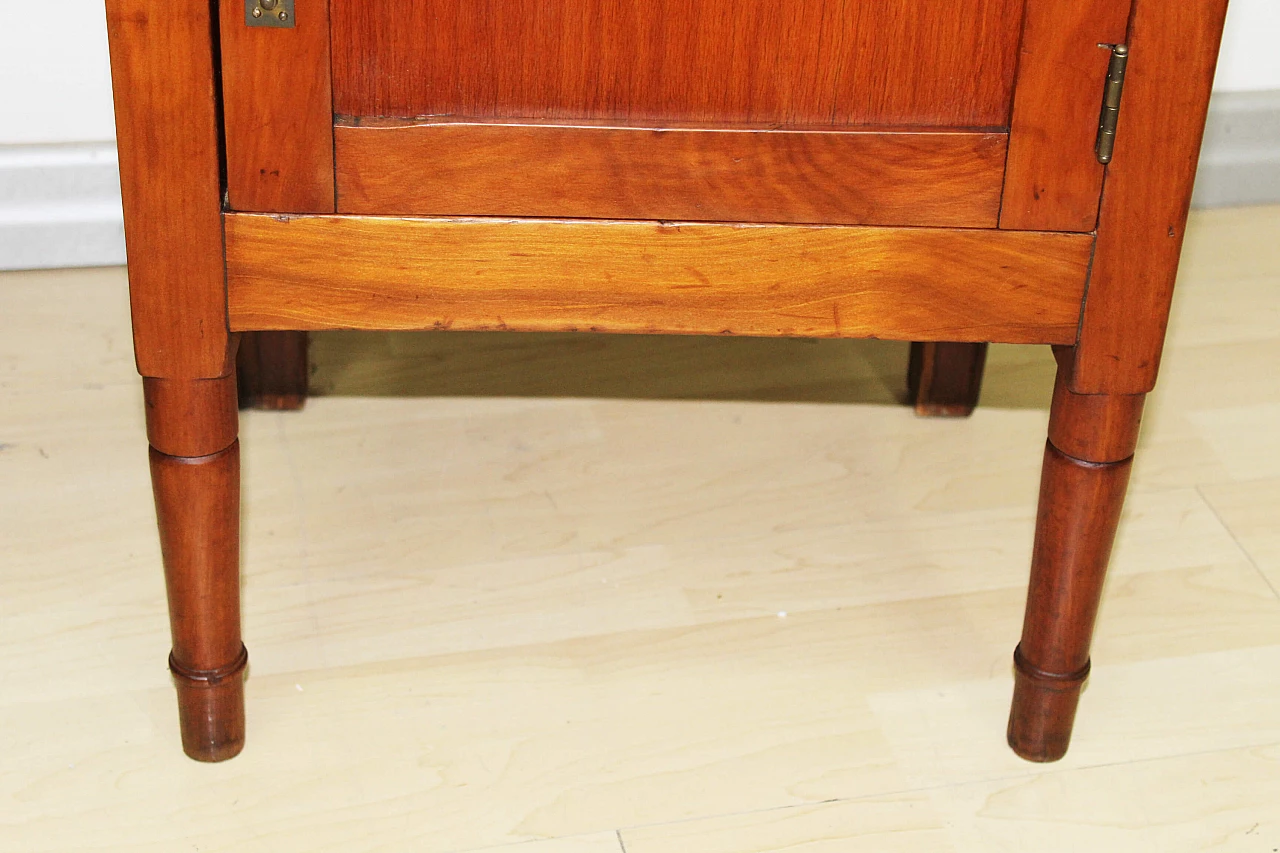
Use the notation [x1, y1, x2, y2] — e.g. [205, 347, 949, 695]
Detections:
[106, 0, 231, 378]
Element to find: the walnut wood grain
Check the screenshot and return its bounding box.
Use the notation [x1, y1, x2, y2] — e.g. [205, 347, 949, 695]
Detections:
[335, 121, 1007, 227]
[225, 214, 1093, 344]
[999, 0, 1132, 232]
[1072, 0, 1231, 394]
[218, 0, 335, 212]
[105, 0, 229, 379]
[330, 0, 1026, 127]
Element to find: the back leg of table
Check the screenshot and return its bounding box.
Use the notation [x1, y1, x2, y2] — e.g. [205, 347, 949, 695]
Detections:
[237, 331, 310, 411]
[907, 341, 989, 417]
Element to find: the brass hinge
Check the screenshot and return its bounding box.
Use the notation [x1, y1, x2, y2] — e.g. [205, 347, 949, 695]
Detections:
[1095, 44, 1129, 164]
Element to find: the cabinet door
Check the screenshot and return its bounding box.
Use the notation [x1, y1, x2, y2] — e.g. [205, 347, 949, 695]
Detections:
[219, 0, 1129, 230]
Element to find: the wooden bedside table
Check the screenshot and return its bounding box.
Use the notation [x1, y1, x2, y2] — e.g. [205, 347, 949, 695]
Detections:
[104, 0, 1230, 762]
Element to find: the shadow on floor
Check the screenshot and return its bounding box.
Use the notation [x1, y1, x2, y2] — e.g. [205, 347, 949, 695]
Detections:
[308, 331, 1059, 410]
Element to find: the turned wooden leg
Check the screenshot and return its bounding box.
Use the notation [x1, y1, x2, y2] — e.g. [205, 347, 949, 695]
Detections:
[1007, 348, 1145, 761]
[907, 341, 988, 417]
[144, 375, 246, 761]
[236, 331, 309, 411]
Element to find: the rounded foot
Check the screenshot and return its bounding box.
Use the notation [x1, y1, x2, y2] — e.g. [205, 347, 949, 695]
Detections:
[171, 645, 248, 762]
[1006, 645, 1089, 762]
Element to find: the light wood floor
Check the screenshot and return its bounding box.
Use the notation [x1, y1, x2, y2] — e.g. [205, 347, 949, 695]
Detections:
[2, 206, 1279, 852]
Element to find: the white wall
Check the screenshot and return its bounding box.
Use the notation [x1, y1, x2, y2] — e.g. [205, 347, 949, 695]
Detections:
[0, 0, 1277, 145]
[0, 1, 121, 268]
[1217, 0, 1280, 93]
[0, 0, 116, 145]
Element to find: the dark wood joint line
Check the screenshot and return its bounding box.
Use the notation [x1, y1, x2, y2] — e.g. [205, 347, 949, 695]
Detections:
[169, 643, 249, 687]
[1013, 644, 1091, 691]
[1043, 440, 1133, 472]
[148, 440, 241, 468]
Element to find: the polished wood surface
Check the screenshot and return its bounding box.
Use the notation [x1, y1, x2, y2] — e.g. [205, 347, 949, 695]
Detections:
[330, 0, 1026, 126]
[1008, 350, 1147, 761]
[907, 342, 989, 417]
[105, 0, 229, 379]
[224, 214, 1093, 343]
[1009, 440, 1133, 762]
[111, 0, 1228, 773]
[1072, 0, 1231, 394]
[5, 209, 1279, 845]
[147, 374, 245, 762]
[236, 332, 310, 410]
[107, 0, 247, 760]
[999, 0, 1131, 232]
[1047, 348, 1145, 463]
[143, 376, 241, 458]
[218, 0, 336, 213]
[335, 121, 1007, 227]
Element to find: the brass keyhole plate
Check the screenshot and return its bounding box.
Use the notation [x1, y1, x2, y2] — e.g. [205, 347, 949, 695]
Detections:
[245, 0, 295, 28]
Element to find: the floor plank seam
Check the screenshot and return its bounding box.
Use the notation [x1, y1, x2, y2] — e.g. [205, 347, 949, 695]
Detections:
[599, 738, 1280, 841]
[1194, 483, 1280, 601]
[273, 411, 325, 638]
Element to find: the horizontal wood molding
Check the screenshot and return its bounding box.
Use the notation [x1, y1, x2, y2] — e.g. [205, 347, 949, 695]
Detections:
[225, 214, 1092, 344]
[335, 121, 1007, 227]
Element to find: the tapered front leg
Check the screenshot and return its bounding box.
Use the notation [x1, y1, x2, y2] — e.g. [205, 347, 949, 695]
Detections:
[145, 375, 245, 761]
[1008, 348, 1145, 761]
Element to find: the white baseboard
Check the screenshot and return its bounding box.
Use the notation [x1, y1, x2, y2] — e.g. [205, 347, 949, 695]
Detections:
[1192, 90, 1280, 209]
[0, 143, 125, 271]
[1, 93, 1277, 271]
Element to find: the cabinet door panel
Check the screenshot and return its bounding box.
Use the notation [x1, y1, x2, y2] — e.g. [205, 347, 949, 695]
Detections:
[334, 119, 1008, 226]
[331, 0, 1027, 127]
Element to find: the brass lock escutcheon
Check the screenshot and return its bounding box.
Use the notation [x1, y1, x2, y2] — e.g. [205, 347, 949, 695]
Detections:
[246, 0, 295, 28]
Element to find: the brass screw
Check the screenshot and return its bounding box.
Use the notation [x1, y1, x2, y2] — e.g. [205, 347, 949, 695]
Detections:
[251, 6, 262, 16]
[278, 9, 288, 20]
